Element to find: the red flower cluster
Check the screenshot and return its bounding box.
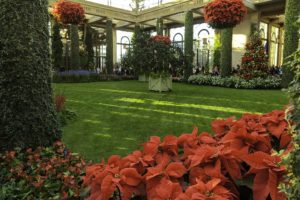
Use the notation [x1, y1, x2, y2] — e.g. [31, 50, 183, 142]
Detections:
[204, 0, 247, 29]
[0, 142, 86, 199]
[52, 0, 85, 25]
[150, 35, 172, 45]
[84, 110, 291, 200]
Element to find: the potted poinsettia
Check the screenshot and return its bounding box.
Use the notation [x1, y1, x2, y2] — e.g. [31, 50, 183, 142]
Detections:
[148, 35, 174, 92]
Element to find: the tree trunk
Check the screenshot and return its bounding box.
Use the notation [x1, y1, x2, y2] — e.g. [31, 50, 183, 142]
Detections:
[220, 28, 233, 77]
[0, 0, 61, 151]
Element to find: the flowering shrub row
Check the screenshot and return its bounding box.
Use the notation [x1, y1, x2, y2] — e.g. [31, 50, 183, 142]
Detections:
[188, 74, 282, 89]
[52, 0, 85, 25]
[204, 0, 247, 29]
[0, 142, 86, 200]
[84, 110, 291, 200]
[53, 73, 136, 83]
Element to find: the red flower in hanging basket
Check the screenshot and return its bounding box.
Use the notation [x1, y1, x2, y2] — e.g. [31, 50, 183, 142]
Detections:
[52, 0, 85, 25]
[150, 35, 172, 45]
[204, 0, 247, 29]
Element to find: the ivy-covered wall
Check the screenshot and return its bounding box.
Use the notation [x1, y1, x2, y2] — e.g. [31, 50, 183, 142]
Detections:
[184, 10, 194, 80]
[220, 28, 233, 77]
[106, 19, 114, 74]
[0, 0, 61, 151]
[70, 24, 80, 69]
[85, 24, 94, 69]
[156, 18, 164, 35]
[51, 19, 63, 70]
[282, 0, 300, 88]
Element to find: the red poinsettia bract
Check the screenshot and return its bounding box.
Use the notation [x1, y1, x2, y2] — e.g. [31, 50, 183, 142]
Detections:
[204, 0, 247, 29]
[84, 110, 291, 200]
[52, 0, 85, 25]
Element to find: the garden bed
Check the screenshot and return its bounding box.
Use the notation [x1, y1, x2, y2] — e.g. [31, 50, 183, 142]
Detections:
[188, 74, 282, 89]
[53, 71, 136, 83]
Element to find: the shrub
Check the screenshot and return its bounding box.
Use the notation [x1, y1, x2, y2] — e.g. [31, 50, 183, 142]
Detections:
[0, 142, 86, 200]
[55, 94, 77, 126]
[188, 74, 282, 89]
[83, 110, 291, 200]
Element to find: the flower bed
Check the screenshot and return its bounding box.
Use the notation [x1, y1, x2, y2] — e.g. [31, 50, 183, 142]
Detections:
[188, 75, 282, 89]
[83, 110, 291, 200]
[0, 142, 86, 200]
[53, 71, 136, 83]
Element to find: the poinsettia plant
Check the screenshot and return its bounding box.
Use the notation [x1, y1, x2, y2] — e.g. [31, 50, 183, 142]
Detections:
[84, 110, 292, 200]
[204, 0, 247, 29]
[148, 35, 177, 75]
[52, 0, 85, 25]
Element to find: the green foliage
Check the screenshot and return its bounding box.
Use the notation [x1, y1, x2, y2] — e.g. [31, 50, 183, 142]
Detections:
[282, 43, 300, 199]
[124, 25, 152, 74]
[240, 32, 269, 79]
[213, 33, 221, 67]
[0, 0, 61, 151]
[0, 142, 86, 199]
[220, 28, 233, 77]
[70, 24, 81, 69]
[188, 74, 282, 89]
[184, 10, 194, 80]
[282, 0, 300, 88]
[51, 20, 63, 70]
[84, 25, 95, 69]
[156, 18, 164, 35]
[106, 19, 114, 74]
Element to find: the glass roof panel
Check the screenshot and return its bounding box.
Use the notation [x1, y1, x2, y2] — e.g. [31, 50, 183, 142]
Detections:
[86, 0, 177, 11]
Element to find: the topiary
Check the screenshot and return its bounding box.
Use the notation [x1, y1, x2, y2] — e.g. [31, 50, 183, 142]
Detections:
[106, 19, 114, 74]
[184, 10, 194, 80]
[0, 0, 61, 151]
[51, 19, 64, 71]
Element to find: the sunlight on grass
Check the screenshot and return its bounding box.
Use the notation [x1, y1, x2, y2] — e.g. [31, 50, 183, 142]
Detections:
[116, 147, 129, 150]
[97, 102, 213, 119]
[111, 111, 151, 119]
[83, 119, 102, 125]
[124, 137, 137, 141]
[117, 97, 146, 104]
[115, 97, 259, 114]
[94, 133, 112, 138]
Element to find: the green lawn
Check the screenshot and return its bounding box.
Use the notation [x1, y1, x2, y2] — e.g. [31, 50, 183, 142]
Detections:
[53, 81, 288, 162]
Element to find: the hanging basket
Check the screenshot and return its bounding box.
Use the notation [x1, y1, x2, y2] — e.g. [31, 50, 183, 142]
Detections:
[204, 0, 247, 29]
[52, 0, 85, 25]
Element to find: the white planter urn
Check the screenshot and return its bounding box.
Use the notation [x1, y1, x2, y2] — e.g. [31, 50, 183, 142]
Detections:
[149, 75, 172, 92]
[138, 74, 149, 82]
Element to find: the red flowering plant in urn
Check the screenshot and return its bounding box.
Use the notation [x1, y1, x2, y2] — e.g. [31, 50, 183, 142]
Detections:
[148, 35, 173, 74]
[52, 0, 85, 25]
[204, 0, 247, 29]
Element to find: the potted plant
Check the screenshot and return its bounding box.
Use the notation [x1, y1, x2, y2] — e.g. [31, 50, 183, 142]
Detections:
[148, 35, 174, 92]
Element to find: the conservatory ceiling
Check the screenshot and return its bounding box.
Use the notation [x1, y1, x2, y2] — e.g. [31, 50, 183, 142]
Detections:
[48, 0, 285, 31]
